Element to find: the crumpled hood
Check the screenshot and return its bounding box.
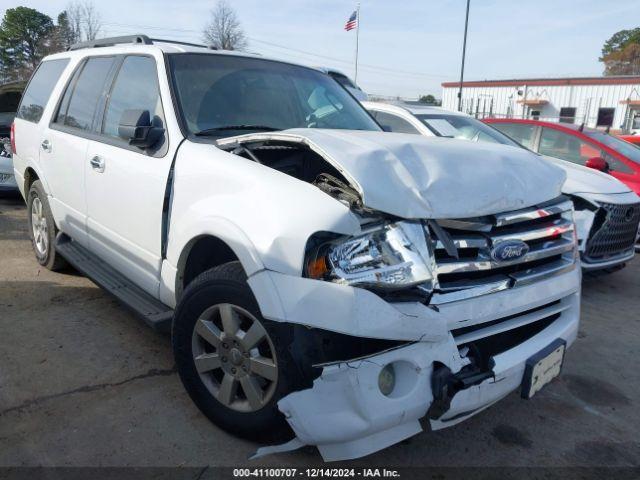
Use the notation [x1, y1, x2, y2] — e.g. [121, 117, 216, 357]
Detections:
[220, 129, 566, 219]
[542, 155, 631, 195]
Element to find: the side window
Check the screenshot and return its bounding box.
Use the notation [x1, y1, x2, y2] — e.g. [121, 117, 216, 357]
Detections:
[602, 152, 634, 174]
[493, 123, 536, 149]
[102, 56, 164, 138]
[16, 59, 69, 123]
[55, 57, 115, 131]
[539, 128, 600, 165]
[375, 111, 420, 134]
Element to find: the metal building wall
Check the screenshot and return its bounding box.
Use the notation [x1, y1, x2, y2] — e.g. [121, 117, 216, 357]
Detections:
[441, 81, 640, 129]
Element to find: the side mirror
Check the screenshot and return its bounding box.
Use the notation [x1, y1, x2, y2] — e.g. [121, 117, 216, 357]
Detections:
[381, 125, 392, 132]
[118, 109, 164, 149]
[585, 156, 609, 173]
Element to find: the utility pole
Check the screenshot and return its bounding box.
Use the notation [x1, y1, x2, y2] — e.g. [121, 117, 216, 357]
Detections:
[354, 2, 361, 83]
[457, 0, 471, 112]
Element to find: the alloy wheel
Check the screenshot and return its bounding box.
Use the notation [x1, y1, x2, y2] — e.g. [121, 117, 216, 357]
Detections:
[31, 196, 48, 256]
[191, 303, 278, 412]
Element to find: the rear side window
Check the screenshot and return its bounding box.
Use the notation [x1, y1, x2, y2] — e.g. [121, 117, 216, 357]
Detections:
[492, 123, 537, 149]
[16, 59, 69, 123]
[102, 56, 164, 138]
[56, 57, 115, 131]
[539, 128, 600, 165]
[375, 111, 420, 134]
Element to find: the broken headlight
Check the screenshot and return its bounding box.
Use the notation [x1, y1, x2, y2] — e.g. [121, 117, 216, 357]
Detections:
[306, 221, 437, 290]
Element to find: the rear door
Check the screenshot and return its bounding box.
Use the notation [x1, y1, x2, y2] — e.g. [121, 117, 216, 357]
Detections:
[85, 54, 174, 297]
[42, 56, 118, 246]
[12, 59, 69, 196]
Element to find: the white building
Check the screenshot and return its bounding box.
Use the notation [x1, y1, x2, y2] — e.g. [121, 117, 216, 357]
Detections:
[441, 76, 640, 132]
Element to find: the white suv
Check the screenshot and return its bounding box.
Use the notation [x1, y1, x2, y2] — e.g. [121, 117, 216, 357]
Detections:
[12, 36, 581, 461]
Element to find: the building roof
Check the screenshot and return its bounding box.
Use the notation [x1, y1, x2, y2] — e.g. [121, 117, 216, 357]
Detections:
[442, 76, 640, 88]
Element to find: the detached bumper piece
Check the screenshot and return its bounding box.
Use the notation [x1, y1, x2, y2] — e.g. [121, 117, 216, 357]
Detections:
[426, 363, 493, 420]
[583, 202, 640, 268]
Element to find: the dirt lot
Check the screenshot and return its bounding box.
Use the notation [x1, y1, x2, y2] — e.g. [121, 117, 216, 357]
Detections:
[1, 192, 640, 469]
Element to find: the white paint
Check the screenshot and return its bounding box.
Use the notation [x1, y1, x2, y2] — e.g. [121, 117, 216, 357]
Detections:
[218, 128, 566, 220]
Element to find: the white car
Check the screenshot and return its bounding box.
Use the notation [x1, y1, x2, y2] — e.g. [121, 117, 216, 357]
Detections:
[363, 101, 640, 272]
[12, 36, 580, 462]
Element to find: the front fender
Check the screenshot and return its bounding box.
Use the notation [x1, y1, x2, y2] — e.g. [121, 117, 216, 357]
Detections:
[162, 214, 266, 306]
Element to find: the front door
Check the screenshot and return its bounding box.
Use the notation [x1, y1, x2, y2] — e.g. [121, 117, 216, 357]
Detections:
[85, 55, 173, 297]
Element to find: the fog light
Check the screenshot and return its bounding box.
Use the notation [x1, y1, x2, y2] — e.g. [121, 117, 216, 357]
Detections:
[378, 364, 396, 396]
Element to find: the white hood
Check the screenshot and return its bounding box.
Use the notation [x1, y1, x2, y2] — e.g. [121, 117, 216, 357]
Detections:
[542, 155, 631, 195]
[220, 129, 566, 219]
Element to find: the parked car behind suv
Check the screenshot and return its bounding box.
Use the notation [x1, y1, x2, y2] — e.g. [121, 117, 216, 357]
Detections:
[12, 35, 580, 461]
[485, 119, 640, 196]
[363, 102, 640, 267]
[0, 81, 24, 193]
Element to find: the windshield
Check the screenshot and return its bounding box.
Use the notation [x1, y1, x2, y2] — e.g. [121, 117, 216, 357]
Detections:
[583, 130, 640, 165]
[169, 53, 379, 137]
[416, 114, 522, 148]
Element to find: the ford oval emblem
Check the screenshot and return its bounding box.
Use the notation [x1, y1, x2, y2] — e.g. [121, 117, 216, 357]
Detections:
[491, 240, 530, 263]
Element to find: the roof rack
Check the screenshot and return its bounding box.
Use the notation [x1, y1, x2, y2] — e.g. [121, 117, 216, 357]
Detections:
[68, 34, 152, 51]
[68, 34, 217, 51]
[149, 38, 217, 50]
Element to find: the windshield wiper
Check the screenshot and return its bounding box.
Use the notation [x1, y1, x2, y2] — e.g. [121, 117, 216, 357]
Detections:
[194, 125, 280, 136]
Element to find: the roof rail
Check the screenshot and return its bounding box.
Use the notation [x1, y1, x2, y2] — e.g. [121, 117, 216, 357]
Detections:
[68, 34, 219, 51]
[68, 34, 152, 51]
[149, 38, 217, 50]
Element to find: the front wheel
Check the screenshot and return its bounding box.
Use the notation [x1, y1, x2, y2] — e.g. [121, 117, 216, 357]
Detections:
[172, 262, 300, 442]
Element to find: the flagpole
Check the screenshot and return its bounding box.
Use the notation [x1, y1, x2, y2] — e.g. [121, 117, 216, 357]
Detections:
[354, 2, 360, 83]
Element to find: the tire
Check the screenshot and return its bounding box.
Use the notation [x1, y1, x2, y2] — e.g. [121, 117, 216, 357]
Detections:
[172, 261, 301, 443]
[27, 180, 67, 271]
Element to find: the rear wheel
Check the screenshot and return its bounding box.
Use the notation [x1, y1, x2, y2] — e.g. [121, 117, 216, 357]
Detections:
[172, 262, 300, 442]
[27, 180, 67, 271]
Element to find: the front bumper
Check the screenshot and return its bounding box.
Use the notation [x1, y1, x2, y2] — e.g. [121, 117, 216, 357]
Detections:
[249, 264, 581, 461]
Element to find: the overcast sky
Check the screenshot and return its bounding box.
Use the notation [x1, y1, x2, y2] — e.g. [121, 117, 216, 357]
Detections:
[3, 0, 640, 98]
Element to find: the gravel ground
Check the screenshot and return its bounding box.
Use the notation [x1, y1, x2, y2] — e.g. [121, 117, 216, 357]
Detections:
[1, 192, 639, 470]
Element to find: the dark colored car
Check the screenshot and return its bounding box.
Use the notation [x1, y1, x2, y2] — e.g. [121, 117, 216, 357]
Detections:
[0, 81, 25, 192]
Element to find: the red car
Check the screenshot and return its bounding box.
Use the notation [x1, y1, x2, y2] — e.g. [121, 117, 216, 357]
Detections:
[484, 119, 640, 195]
[619, 134, 640, 146]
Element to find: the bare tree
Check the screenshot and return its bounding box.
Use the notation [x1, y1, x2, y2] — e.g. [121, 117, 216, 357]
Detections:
[202, 0, 248, 50]
[81, 1, 101, 41]
[66, 1, 101, 42]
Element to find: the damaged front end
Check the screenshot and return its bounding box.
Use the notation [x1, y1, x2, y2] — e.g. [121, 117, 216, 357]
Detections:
[218, 130, 581, 461]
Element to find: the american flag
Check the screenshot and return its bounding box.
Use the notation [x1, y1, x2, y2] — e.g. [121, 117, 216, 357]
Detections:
[344, 10, 358, 31]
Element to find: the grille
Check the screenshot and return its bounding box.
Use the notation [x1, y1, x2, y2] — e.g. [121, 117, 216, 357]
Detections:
[584, 202, 640, 263]
[429, 198, 577, 305]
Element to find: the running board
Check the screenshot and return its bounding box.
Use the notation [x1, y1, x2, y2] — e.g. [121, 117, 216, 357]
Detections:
[55, 234, 173, 332]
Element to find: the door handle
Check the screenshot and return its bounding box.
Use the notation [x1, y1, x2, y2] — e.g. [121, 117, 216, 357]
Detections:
[90, 155, 105, 173]
[41, 139, 52, 152]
